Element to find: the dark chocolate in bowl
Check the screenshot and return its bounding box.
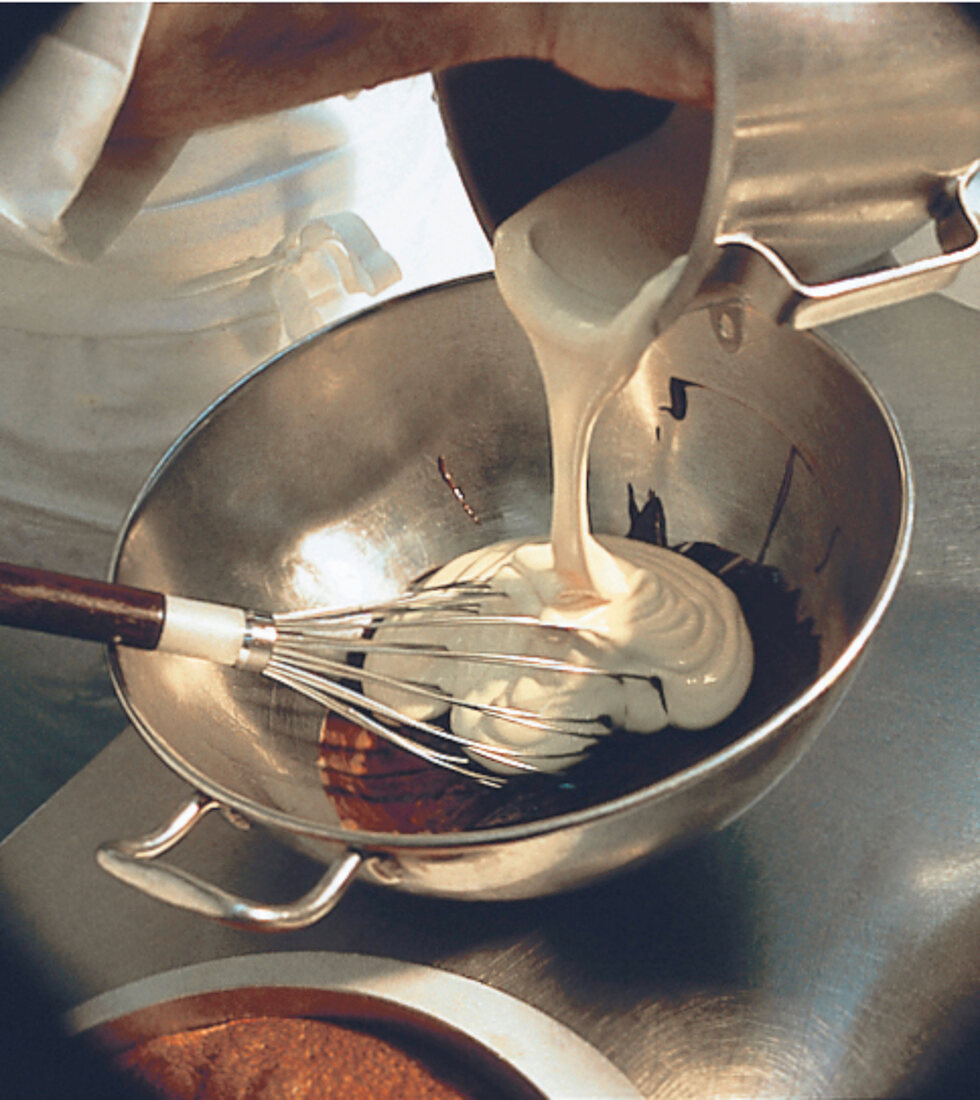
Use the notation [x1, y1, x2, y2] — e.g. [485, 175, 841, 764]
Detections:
[102, 275, 910, 923]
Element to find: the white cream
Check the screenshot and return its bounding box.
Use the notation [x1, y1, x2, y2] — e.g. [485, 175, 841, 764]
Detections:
[364, 535, 753, 772]
[364, 206, 754, 775]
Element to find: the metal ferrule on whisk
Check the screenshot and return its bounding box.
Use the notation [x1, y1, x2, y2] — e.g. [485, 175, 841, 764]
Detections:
[236, 612, 278, 673]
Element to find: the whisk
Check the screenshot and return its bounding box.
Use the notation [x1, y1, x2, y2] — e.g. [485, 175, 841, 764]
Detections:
[0, 561, 622, 786]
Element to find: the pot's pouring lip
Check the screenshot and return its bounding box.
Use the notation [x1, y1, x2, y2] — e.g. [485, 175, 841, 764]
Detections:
[443, 4, 980, 335]
[106, 288, 914, 855]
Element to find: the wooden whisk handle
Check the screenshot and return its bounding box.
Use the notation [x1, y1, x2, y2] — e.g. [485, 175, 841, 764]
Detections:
[0, 561, 165, 649]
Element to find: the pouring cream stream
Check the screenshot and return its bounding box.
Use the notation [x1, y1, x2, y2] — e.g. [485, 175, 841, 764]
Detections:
[366, 169, 753, 775]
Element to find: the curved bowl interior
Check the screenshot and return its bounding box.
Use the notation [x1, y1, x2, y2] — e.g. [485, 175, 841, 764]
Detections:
[111, 276, 909, 842]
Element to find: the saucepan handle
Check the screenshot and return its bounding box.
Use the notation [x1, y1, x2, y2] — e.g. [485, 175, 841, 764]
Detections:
[718, 164, 980, 330]
[96, 794, 364, 932]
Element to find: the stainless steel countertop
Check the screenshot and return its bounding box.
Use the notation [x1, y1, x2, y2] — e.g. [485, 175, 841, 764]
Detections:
[1, 291, 977, 1099]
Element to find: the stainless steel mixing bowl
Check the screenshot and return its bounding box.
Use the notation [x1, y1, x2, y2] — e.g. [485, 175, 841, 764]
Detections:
[97, 275, 911, 931]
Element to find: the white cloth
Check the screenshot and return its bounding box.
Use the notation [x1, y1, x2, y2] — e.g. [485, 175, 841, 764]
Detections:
[0, 3, 153, 258]
[0, 3, 491, 833]
[0, 5, 491, 530]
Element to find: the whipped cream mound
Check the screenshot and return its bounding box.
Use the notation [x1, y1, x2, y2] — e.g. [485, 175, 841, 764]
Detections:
[363, 534, 754, 775]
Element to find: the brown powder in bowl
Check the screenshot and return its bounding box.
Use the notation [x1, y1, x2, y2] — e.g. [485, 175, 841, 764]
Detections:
[117, 1015, 509, 1100]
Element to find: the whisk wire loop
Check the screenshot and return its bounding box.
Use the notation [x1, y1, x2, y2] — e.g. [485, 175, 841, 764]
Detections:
[259, 578, 622, 782]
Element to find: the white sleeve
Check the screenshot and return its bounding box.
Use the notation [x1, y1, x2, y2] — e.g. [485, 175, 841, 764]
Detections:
[0, 2, 177, 262]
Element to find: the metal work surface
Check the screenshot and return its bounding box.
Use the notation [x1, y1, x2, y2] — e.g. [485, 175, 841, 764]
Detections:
[0, 291, 977, 1098]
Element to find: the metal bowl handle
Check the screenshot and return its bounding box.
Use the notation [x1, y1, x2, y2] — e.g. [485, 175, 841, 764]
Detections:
[718, 164, 980, 330]
[96, 794, 363, 932]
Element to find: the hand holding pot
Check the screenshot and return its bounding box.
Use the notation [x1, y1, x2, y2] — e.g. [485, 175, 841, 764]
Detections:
[108, 2, 713, 144]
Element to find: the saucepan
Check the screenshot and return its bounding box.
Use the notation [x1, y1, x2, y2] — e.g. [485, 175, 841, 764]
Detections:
[439, 3, 980, 334]
[96, 274, 911, 931]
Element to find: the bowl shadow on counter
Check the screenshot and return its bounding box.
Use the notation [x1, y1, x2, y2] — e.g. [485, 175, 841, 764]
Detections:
[527, 833, 759, 995]
[322, 826, 763, 1007]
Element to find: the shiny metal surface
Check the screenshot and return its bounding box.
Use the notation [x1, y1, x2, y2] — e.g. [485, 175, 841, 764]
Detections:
[67, 952, 642, 1099]
[0, 279, 974, 1100]
[440, 5, 980, 332]
[238, 611, 277, 672]
[673, 2, 980, 329]
[710, 3, 980, 271]
[96, 795, 365, 931]
[96, 275, 909, 929]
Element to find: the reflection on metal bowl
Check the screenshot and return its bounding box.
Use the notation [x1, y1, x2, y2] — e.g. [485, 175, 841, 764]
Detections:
[97, 274, 911, 930]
